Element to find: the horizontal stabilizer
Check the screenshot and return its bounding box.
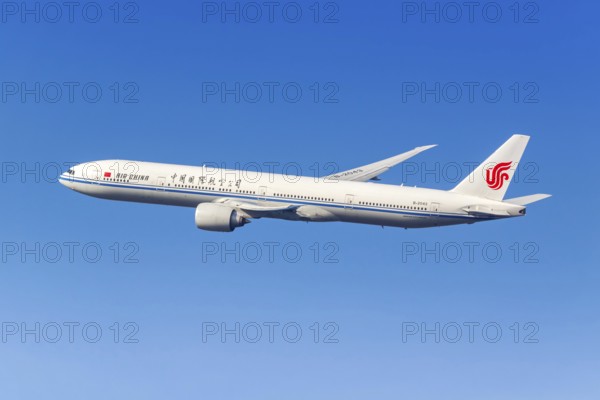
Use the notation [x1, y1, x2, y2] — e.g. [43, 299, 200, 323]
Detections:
[504, 194, 552, 206]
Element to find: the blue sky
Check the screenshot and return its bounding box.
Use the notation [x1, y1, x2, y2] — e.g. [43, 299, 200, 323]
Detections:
[1, 1, 598, 398]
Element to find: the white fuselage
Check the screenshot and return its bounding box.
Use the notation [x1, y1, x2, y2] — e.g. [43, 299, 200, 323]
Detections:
[59, 160, 526, 229]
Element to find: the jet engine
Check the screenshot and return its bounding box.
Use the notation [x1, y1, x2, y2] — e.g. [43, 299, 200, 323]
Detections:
[195, 203, 249, 232]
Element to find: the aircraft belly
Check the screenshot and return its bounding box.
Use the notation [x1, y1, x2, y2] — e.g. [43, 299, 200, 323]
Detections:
[331, 208, 470, 229]
[332, 208, 430, 228]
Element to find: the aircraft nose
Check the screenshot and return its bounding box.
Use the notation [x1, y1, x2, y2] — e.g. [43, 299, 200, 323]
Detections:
[58, 173, 69, 187]
[58, 167, 76, 188]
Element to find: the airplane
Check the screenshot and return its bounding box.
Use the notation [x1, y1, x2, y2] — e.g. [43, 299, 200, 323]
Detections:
[59, 134, 550, 232]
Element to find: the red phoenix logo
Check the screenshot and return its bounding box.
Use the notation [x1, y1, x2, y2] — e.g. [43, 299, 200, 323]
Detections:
[485, 162, 512, 190]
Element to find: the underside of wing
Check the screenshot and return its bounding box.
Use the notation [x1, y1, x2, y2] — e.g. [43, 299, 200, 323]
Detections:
[324, 144, 437, 182]
[216, 198, 298, 219]
[215, 198, 338, 222]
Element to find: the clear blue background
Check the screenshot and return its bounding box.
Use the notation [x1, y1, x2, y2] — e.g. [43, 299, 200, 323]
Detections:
[1, 1, 598, 398]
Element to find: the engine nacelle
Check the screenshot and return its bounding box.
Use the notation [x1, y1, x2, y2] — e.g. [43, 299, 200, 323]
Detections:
[195, 203, 248, 232]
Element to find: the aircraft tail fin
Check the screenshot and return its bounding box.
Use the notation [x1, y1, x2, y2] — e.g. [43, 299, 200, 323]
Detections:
[451, 134, 530, 201]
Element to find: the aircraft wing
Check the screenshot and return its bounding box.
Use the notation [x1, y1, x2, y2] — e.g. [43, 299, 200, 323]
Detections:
[324, 144, 437, 182]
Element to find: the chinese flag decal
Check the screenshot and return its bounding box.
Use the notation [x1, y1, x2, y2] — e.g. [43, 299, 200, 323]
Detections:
[104, 172, 112, 178]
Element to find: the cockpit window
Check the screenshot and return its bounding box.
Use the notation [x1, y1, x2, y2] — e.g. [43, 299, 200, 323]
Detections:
[67, 169, 75, 175]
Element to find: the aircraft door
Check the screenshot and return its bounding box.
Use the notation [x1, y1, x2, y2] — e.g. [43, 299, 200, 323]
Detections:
[344, 194, 355, 210]
[156, 176, 166, 191]
[429, 202, 440, 215]
[258, 186, 267, 201]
